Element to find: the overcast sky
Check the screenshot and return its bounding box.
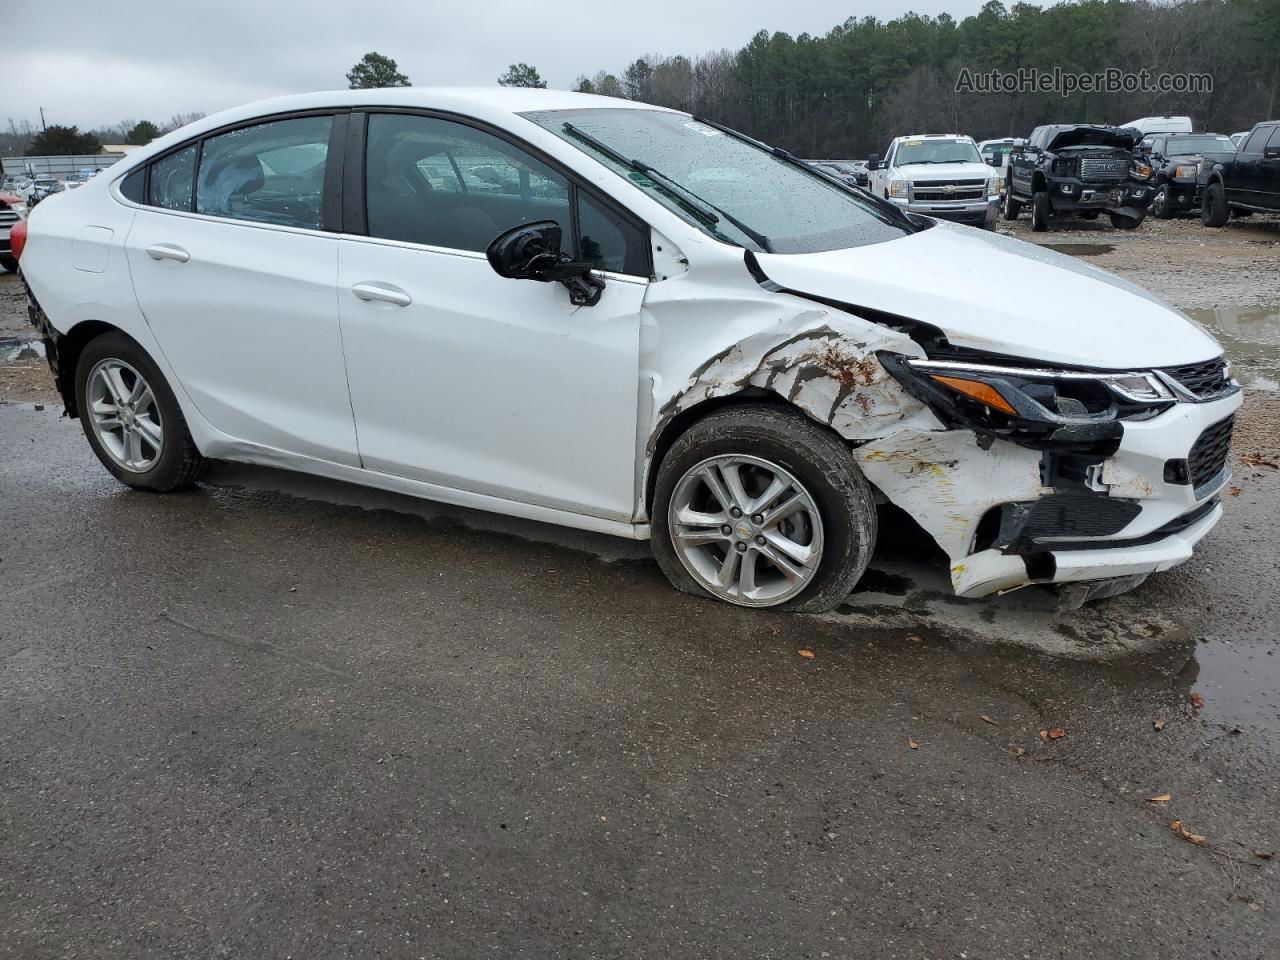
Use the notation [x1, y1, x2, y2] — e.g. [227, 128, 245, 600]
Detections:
[11, 0, 1009, 132]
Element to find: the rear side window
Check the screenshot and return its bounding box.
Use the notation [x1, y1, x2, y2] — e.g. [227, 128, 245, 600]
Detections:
[149, 145, 197, 211]
[195, 116, 332, 229]
[1268, 127, 1280, 149]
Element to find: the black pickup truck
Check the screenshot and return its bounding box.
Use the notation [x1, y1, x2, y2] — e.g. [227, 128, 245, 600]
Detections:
[1140, 132, 1238, 218]
[1199, 120, 1280, 226]
[1004, 124, 1154, 231]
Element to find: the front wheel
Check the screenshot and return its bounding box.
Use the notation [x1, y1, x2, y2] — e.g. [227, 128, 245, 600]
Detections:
[651, 404, 877, 612]
[1031, 190, 1051, 231]
[1003, 188, 1022, 220]
[74, 331, 208, 491]
[1201, 181, 1229, 227]
[1108, 212, 1144, 229]
[1151, 184, 1172, 219]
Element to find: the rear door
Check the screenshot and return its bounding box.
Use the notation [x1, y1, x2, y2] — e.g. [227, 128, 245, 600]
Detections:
[336, 111, 650, 521]
[124, 112, 358, 465]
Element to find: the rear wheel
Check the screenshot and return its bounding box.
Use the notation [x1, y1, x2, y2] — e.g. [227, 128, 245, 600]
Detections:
[74, 331, 208, 491]
[1108, 212, 1144, 229]
[1031, 190, 1051, 231]
[652, 404, 877, 612]
[1201, 181, 1229, 227]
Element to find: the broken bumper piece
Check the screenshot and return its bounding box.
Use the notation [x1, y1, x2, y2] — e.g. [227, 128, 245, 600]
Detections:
[951, 499, 1221, 598]
[854, 381, 1242, 600]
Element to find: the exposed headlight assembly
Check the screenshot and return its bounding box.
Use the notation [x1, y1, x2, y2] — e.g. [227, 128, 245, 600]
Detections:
[1131, 161, 1154, 179]
[879, 353, 1176, 450]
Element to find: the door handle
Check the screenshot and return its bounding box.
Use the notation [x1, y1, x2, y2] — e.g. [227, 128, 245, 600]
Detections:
[144, 243, 190, 263]
[351, 282, 412, 307]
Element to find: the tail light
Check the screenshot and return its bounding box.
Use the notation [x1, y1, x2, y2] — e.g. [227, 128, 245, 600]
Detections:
[9, 218, 26, 262]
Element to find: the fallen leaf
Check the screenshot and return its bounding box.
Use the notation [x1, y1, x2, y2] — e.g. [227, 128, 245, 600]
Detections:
[1047, 728, 1066, 740]
[1229, 485, 1243, 497]
[1189, 692, 1205, 711]
[1239, 452, 1279, 469]
[1146, 793, 1172, 803]
[1171, 820, 1206, 846]
[980, 714, 997, 725]
[907, 737, 919, 750]
[1153, 717, 1165, 731]
[797, 649, 815, 659]
[1255, 850, 1274, 860]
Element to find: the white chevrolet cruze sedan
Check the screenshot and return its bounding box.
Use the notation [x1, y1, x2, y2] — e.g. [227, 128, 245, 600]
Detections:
[16, 88, 1241, 610]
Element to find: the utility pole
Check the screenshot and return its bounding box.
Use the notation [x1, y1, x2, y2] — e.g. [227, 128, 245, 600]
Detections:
[39, 107, 47, 131]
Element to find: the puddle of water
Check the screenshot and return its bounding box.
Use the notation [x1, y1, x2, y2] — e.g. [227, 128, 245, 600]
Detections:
[1040, 242, 1116, 257]
[1184, 305, 1280, 389]
[0, 337, 45, 363]
[1190, 638, 1280, 734]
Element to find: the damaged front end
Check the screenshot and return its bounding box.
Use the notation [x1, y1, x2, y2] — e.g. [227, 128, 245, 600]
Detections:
[860, 349, 1240, 598]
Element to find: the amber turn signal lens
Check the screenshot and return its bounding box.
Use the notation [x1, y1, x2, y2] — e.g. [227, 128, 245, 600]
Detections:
[930, 375, 1016, 415]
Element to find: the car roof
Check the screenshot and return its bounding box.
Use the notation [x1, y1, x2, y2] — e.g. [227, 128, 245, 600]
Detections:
[111, 87, 684, 174]
[896, 133, 972, 141]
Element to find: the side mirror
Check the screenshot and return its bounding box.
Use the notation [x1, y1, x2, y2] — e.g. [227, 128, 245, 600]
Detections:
[985, 156, 1000, 166]
[485, 220, 604, 306]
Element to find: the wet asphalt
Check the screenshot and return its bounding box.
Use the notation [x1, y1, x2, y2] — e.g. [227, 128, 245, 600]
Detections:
[3, 401, 1279, 958]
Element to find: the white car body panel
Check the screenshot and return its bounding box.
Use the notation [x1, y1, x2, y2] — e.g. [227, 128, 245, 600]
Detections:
[124, 208, 359, 466]
[16, 87, 1239, 601]
[337, 235, 647, 520]
[754, 221, 1221, 368]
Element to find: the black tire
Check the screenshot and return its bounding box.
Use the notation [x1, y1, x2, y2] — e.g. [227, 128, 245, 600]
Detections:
[1108, 212, 1144, 229]
[1031, 190, 1051, 231]
[0, 255, 17, 273]
[1002, 188, 1022, 220]
[1151, 183, 1172, 219]
[651, 404, 877, 613]
[1201, 181, 1229, 227]
[74, 331, 208, 491]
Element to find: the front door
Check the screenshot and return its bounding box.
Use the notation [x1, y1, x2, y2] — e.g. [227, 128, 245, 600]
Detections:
[125, 114, 358, 465]
[337, 111, 650, 521]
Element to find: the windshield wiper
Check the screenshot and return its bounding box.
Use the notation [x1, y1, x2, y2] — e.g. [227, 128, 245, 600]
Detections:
[561, 122, 773, 253]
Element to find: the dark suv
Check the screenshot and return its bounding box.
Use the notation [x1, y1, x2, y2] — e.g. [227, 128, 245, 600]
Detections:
[1004, 124, 1154, 231]
[1199, 120, 1280, 226]
[1141, 133, 1238, 218]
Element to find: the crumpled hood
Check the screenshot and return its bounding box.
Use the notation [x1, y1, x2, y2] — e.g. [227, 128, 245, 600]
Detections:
[754, 221, 1221, 368]
[893, 161, 993, 182]
[1047, 125, 1140, 151]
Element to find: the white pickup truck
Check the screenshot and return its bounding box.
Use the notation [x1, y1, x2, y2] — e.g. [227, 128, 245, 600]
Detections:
[867, 134, 1001, 227]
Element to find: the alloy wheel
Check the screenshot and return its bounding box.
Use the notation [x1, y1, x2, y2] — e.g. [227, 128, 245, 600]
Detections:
[668, 455, 824, 607]
[86, 358, 164, 472]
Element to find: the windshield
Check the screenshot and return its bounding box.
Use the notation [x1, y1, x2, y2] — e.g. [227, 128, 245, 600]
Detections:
[895, 139, 982, 165]
[1167, 135, 1236, 154]
[523, 108, 912, 254]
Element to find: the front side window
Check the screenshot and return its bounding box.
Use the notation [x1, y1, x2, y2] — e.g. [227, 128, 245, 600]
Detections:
[149, 145, 196, 211]
[195, 115, 332, 229]
[1241, 128, 1269, 155]
[363, 113, 647, 273]
[526, 108, 911, 254]
[365, 113, 570, 253]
